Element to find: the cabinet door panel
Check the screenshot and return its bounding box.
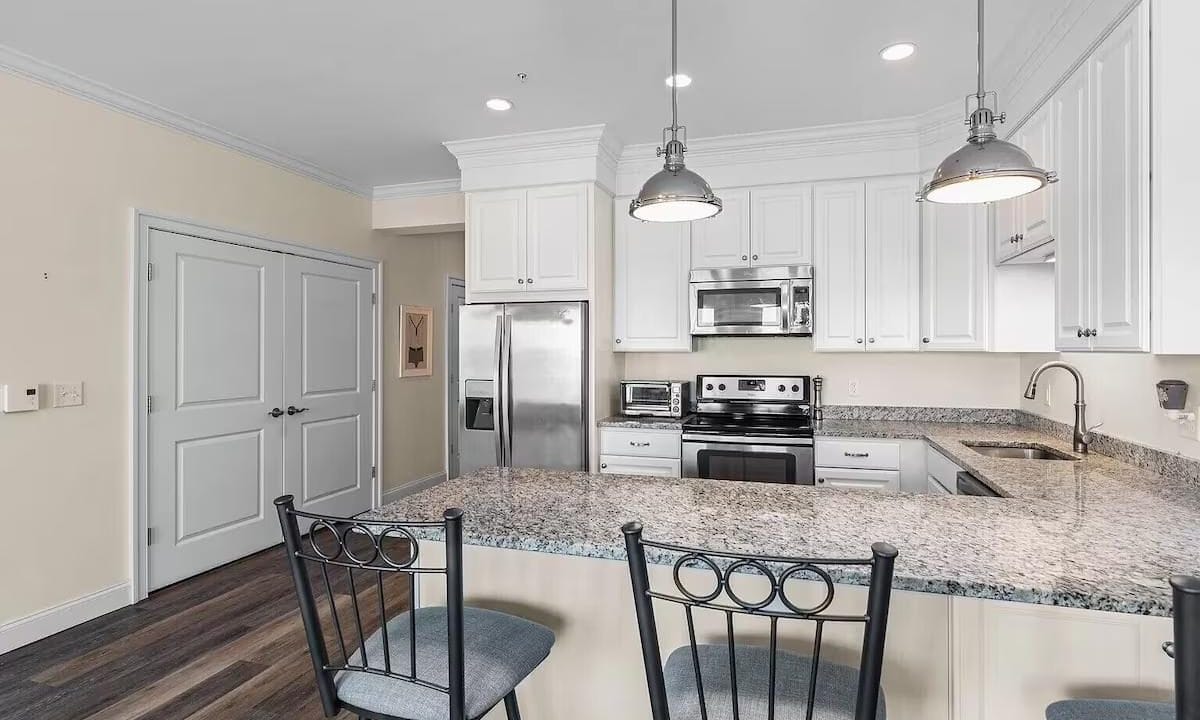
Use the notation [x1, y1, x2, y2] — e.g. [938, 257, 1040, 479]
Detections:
[468, 190, 527, 294]
[1018, 103, 1056, 251]
[813, 182, 866, 351]
[1089, 10, 1149, 351]
[613, 203, 692, 352]
[526, 184, 589, 291]
[921, 200, 988, 350]
[1053, 64, 1092, 351]
[750, 183, 813, 266]
[691, 188, 750, 269]
[865, 176, 920, 351]
[992, 199, 1021, 264]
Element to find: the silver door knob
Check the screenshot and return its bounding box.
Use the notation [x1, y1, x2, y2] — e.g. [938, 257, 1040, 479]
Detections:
[517, 278, 524, 284]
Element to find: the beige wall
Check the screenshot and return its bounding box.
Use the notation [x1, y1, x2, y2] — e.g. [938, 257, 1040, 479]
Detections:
[1020, 353, 1200, 460]
[0, 70, 447, 626]
[378, 231, 465, 493]
[624, 339, 1023, 408]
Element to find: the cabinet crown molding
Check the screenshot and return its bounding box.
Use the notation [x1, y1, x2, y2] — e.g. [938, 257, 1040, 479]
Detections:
[445, 123, 622, 194]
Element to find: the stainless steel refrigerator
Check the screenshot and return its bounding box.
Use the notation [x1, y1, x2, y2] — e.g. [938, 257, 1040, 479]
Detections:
[457, 301, 588, 476]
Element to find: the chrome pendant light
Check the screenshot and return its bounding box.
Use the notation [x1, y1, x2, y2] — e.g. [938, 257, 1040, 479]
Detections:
[629, 0, 721, 222]
[918, 0, 1056, 204]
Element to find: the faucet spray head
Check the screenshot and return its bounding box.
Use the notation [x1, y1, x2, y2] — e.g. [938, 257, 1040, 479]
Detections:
[1023, 381, 1037, 400]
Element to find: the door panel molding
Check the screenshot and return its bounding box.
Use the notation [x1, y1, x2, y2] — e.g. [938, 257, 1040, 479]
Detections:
[133, 210, 381, 603]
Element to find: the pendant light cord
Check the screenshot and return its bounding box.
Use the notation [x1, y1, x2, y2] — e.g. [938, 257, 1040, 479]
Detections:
[670, 0, 679, 138]
[976, 0, 985, 108]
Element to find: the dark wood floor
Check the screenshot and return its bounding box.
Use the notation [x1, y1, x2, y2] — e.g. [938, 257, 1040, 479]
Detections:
[0, 543, 408, 719]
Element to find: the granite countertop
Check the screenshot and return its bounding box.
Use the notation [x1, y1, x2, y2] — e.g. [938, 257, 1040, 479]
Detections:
[599, 415, 689, 430]
[365, 421, 1200, 617]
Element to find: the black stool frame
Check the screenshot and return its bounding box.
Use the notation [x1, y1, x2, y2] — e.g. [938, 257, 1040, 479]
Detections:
[276, 495, 514, 720]
[1171, 575, 1200, 720]
[623, 522, 897, 720]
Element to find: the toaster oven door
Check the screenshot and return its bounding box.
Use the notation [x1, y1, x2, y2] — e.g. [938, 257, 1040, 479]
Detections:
[622, 383, 673, 416]
[690, 280, 790, 335]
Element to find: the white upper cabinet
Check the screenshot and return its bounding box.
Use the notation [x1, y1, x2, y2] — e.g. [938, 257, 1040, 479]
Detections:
[526, 185, 589, 291]
[993, 102, 1057, 264]
[750, 183, 814, 266]
[690, 188, 750, 269]
[864, 177, 920, 351]
[613, 200, 692, 352]
[468, 189, 527, 294]
[466, 183, 592, 301]
[1052, 5, 1149, 352]
[921, 199, 989, 351]
[813, 181, 866, 350]
[992, 197, 1021, 264]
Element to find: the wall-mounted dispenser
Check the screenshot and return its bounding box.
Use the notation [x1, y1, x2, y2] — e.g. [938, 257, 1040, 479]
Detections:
[1157, 380, 1197, 439]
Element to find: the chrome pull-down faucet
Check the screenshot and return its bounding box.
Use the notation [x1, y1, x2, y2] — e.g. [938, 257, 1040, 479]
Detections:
[1023, 361, 1091, 454]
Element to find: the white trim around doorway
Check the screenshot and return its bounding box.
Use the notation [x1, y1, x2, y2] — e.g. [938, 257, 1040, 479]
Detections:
[129, 209, 384, 603]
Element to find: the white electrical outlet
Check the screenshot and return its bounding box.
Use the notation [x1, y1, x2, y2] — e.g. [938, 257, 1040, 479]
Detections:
[848, 379, 860, 397]
[53, 382, 84, 408]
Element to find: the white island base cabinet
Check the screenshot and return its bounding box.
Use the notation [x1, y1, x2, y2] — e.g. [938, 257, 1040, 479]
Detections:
[415, 543, 1173, 720]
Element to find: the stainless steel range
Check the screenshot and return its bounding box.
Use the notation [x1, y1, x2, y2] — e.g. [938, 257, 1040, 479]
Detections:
[682, 374, 815, 485]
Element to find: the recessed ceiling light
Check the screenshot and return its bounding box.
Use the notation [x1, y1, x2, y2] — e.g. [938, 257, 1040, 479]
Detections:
[879, 42, 917, 62]
[665, 73, 692, 88]
[485, 97, 513, 112]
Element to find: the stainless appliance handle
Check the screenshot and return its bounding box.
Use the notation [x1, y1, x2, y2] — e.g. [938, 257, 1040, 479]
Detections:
[493, 316, 505, 467]
[681, 433, 814, 447]
[781, 280, 793, 333]
[502, 314, 514, 466]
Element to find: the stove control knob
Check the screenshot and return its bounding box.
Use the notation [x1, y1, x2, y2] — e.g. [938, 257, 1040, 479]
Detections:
[718, 383, 726, 391]
[792, 384, 800, 392]
[778, 384, 786, 392]
[705, 383, 714, 391]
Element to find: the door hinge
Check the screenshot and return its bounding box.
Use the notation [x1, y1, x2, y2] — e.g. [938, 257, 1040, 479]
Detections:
[147, 527, 154, 545]
[371, 379, 377, 391]
[371, 466, 377, 479]
[146, 395, 153, 413]
[371, 292, 377, 305]
[147, 262, 155, 282]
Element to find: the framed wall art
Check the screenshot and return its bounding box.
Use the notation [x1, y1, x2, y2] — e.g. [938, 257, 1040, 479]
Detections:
[399, 304, 433, 377]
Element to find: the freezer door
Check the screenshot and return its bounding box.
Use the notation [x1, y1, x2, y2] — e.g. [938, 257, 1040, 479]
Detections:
[506, 302, 588, 470]
[458, 304, 504, 475]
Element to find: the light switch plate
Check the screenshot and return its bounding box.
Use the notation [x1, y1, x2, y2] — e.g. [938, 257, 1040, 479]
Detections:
[1, 384, 40, 413]
[53, 382, 84, 408]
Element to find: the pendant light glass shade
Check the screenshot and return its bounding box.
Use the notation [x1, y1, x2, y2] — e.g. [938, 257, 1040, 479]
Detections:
[630, 0, 721, 222]
[919, 0, 1056, 204]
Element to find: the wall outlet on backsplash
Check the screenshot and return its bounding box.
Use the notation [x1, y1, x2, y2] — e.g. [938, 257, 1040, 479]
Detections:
[847, 379, 860, 398]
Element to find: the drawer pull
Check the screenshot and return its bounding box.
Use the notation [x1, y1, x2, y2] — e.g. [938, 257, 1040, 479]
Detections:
[630, 441, 651, 447]
[844, 451, 870, 458]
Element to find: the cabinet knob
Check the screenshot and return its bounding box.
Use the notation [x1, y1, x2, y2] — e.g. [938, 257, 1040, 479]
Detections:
[922, 337, 930, 344]
[741, 255, 748, 261]
[868, 337, 876, 343]
[517, 278, 525, 284]
[615, 338, 622, 344]
[527, 277, 534, 285]
[600, 463, 608, 469]
[752, 254, 758, 261]
[818, 478, 825, 484]
[856, 338, 864, 344]
[1077, 328, 1084, 338]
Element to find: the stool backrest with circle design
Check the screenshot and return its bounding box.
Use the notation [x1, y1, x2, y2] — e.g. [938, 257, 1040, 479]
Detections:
[622, 522, 897, 720]
[274, 495, 468, 720]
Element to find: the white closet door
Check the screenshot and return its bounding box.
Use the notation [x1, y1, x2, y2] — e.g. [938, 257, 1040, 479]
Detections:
[147, 229, 286, 590]
[284, 256, 376, 520]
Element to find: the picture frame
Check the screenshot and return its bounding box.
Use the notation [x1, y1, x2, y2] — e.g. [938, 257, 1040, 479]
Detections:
[399, 304, 433, 377]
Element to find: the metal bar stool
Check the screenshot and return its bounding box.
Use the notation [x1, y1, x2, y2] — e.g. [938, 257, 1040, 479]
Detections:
[1046, 575, 1200, 720]
[623, 521, 897, 720]
[275, 496, 554, 720]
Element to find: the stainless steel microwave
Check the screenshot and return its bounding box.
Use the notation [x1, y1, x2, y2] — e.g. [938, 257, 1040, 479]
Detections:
[689, 265, 813, 336]
[620, 380, 691, 418]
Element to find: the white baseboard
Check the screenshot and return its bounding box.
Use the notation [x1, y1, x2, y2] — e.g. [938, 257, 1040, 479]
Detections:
[380, 472, 447, 506]
[0, 582, 131, 655]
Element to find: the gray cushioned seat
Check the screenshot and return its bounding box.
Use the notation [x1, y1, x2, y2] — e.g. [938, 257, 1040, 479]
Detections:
[664, 644, 885, 720]
[335, 606, 553, 720]
[1046, 699, 1175, 720]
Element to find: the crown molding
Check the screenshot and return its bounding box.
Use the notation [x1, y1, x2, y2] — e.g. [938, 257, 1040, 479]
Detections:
[373, 178, 461, 201]
[444, 123, 623, 194]
[0, 43, 371, 198]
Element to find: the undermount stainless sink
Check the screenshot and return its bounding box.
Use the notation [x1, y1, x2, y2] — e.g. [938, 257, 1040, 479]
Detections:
[963, 443, 1079, 461]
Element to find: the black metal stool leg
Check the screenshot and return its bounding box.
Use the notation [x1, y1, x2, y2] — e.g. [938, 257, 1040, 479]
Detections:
[503, 691, 521, 720]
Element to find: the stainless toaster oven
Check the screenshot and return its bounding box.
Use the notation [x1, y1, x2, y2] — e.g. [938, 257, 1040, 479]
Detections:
[620, 381, 691, 418]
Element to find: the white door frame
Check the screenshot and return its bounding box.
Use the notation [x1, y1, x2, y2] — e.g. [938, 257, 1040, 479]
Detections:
[130, 210, 383, 603]
[444, 275, 466, 479]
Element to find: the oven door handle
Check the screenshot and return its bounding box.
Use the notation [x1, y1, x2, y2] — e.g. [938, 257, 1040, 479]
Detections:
[682, 433, 813, 447]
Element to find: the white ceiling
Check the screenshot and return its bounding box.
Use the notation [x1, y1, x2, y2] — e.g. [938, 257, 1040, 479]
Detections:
[0, 0, 1055, 190]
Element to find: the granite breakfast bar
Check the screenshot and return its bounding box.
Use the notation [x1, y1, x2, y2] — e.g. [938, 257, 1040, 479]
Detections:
[363, 421, 1196, 719]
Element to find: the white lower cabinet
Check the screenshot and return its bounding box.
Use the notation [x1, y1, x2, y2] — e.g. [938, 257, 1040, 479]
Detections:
[599, 427, 682, 478]
[926, 445, 964, 495]
[816, 467, 900, 493]
[814, 438, 925, 494]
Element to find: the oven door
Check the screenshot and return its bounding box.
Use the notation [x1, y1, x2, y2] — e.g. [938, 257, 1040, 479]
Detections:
[681, 434, 815, 485]
[690, 280, 791, 335]
[622, 382, 673, 417]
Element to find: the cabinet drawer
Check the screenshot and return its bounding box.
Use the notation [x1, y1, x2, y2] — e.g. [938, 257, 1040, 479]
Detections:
[815, 467, 900, 493]
[815, 439, 900, 470]
[599, 455, 681, 478]
[926, 446, 964, 490]
[599, 428, 681, 459]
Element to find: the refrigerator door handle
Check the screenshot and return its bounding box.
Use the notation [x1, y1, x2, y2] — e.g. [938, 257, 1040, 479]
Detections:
[502, 314, 514, 465]
[493, 315, 505, 467]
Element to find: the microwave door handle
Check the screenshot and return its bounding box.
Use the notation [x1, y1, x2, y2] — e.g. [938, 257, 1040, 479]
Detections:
[780, 281, 792, 331]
